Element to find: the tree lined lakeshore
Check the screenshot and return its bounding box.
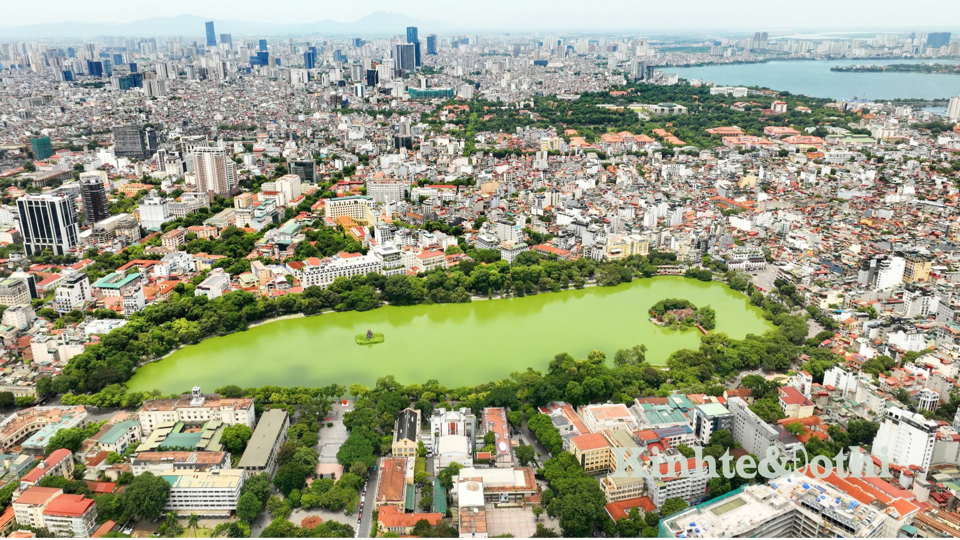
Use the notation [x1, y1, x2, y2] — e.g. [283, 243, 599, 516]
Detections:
[54, 264, 841, 410]
[830, 63, 960, 74]
[121, 276, 769, 395]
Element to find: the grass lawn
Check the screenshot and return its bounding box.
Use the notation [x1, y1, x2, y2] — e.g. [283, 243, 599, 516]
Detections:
[179, 527, 212, 538]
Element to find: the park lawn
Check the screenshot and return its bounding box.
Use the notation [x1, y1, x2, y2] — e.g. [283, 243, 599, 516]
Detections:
[179, 527, 213, 538]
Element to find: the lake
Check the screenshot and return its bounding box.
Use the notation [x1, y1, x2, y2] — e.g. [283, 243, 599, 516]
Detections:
[126, 277, 772, 394]
[662, 59, 960, 100]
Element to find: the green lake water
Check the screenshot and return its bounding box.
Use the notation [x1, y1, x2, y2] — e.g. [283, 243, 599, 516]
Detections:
[126, 277, 773, 393]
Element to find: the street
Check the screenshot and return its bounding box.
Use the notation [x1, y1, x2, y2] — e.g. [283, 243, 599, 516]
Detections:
[357, 465, 380, 537]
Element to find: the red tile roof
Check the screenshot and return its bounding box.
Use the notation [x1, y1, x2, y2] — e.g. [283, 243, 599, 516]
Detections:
[21, 449, 72, 484]
[779, 386, 812, 406]
[605, 497, 656, 521]
[43, 494, 95, 517]
[91, 520, 116, 538]
[378, 505, 442, 528]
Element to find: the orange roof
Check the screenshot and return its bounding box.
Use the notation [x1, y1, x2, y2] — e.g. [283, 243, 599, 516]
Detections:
[378, 505, 442, 528]
[376, 458, 407, 503]
[43, 494, 95, 517]
[0, 507, 14, 530]
[571, 433, 609, 451]
[605, 497, 656, 521]
[706, 127, 744, 135]
[534, 244, 570, 256]
[91, 520, 116, 538]
[22, 449, 72, 484]
[14, 487, 61, 506]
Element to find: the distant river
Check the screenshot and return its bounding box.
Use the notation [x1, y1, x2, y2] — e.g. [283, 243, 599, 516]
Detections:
[662, 59, 960, 100]
[126, 277, 772, 393]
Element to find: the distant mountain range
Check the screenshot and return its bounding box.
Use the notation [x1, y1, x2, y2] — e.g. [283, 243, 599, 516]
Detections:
[0, 12, 448, 39]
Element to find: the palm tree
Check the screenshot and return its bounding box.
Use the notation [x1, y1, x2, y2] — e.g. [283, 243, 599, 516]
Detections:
[188, 514, 199, 533]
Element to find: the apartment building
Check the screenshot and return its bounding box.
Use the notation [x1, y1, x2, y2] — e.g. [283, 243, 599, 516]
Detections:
[692, 403, 733, 445]
[597, 430, 644, 502]
[324, 195, 376, 226]
[727, 397, 780, 457]
[0, 278, 31, 308]
[161, 468, 245, 517]
[161, 228, 187, 250]
[14, 487, 98, 538]
[38, 494, 98, 537]
[370, 243, 407, 277]
[778, 387, 815, 420]
[366, 180, 408, 204]
[903, 253, 932, 283]
[237, 409, 288, 474]
[20, 449, 76, 488]
[138, 191, 175, 230]
[644, 457, 710, 509]
[54, 273, 92, 313]
[92, 272, 145, 316]
[414, 250, 446, 272]
[858, 255, 905, 291]
[138, 387, 255, 436]
[193, 146, 237, 196]
[872, 406, 937, 472]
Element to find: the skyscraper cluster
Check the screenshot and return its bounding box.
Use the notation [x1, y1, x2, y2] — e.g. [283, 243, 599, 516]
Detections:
[406, 26, 421, 67]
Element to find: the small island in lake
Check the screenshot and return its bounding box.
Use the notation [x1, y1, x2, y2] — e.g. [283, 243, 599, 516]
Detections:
[830, 63, 960, 75]
[649, 298, 716, 331]
[356, 330, 385, 345]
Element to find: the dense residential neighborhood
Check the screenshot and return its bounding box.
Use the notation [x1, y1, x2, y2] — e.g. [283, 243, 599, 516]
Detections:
[0, 16, 958, 540]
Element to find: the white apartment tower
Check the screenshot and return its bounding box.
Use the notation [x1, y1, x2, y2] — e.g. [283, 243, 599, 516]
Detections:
[858, 255, 905, 292]
[138, 190, 175, 230]
[193, 146, 237, 195]
[274, 174, 302, 205]
[871, 406, 937, 472]
[948, 95, 960, 123]
[727, 397, 779, 458]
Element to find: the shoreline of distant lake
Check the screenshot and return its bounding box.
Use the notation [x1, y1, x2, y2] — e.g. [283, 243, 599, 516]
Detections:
[830, 63, 960, 74]
[661, 59, 960, 100]
[662, 55, 954, 69]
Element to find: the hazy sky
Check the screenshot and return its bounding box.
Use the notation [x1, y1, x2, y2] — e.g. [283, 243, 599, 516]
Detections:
[3, 0, 960, 30]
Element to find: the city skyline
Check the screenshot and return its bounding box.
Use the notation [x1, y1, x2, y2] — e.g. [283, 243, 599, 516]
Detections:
[2, 1, 960, 36]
